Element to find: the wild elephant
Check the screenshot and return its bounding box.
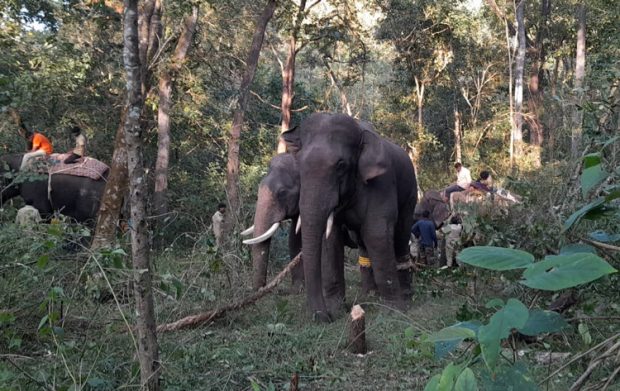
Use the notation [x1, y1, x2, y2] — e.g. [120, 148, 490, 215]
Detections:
[0, 153, 107, 224]
[282, 113, 418, 321]
[241, 153, 357, 310]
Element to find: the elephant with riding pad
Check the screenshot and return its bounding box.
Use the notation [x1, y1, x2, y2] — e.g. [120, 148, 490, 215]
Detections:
[282, 113, 418, 321]
[0, 153, 106, 224]
[241, 153, 358, 310]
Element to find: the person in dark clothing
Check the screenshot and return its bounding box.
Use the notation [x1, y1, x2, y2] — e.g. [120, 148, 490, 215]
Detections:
[411, 210, 438, 266]
[469, 170, 495, 193]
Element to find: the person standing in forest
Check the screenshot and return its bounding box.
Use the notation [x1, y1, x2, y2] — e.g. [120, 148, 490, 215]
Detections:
[64, 126, 87, 164]
[20, 125, 53, 170]
[444, 162, 472, 202]
[211, 203, 226, 246]
[411, 210, 438, 266]
[15, 200, 41, 227]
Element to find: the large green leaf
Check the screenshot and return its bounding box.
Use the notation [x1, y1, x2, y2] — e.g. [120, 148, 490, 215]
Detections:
[581, 163, 609, 197]
[583, 153, 602, 169]
[517, 310, 569, 336]
[480, 362, 539, 391]
[521, 253, 617, 291]
[426, 326, 477, 343]
[478, 299, 529, 370]
[559, 243, 596, 255]
[457, 247, 534, 271]
[454, 368, 478, 391]
[589, 230, 620, 243]
[424, 374, 441, 391]
[562, 198, 606, 232]
[437, 363, 461, 391]
[433, 322, 482, 360]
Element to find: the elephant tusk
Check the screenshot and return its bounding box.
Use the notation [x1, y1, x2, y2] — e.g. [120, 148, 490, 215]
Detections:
[325, 212, 334, 239]
[242, 222, 280, 245]
[240, 225, 255, 236]
[295, 217, 301, 234]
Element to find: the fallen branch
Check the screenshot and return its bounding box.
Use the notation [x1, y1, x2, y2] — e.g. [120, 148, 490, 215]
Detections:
[157, 252, 302, 333]
[539, 333, 620, 386]
[569, 340, 620, 391]
[581, 238, 620, 253]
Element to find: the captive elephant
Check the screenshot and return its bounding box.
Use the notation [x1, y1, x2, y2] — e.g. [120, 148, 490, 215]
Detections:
[241, 153, 357, 312]
[0, 153, 106, 223]
[282, 113, 418, 321]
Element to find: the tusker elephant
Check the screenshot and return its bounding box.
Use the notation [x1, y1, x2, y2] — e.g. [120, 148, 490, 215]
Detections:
[242, 153, 357, 311]
[0, 153, 106, 224]
[282, 113, 418, 321]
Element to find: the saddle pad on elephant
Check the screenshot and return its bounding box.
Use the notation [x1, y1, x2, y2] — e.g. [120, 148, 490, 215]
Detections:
[49, 153, 109, 181]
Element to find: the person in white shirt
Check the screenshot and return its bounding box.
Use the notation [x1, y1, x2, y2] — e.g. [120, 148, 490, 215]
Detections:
[444, 162, 472, 202]
[15, 201, 41, 226]
[211, 203, 226, 246]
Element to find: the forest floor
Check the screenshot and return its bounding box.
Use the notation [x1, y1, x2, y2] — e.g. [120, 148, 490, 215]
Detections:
[0, 229, 615, 391]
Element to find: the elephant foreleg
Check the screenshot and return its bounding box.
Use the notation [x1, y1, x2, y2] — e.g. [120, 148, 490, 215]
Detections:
[321, 227, 346, 317]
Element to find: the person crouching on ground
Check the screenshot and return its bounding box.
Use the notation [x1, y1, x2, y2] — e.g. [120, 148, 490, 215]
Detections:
[20, 126, 53, 170]
[64, 126, 87, 164]
[411, 210, 438, 266]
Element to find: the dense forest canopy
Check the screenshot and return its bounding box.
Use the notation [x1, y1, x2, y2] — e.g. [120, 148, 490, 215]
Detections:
[0, 0, 618, 389]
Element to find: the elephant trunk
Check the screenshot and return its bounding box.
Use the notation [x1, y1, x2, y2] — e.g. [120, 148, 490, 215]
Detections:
[299, 187, 336, 321]
[249, 186, 284, 290]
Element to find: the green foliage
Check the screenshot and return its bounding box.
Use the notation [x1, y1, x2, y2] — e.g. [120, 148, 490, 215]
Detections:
[457, 247, 534, 271]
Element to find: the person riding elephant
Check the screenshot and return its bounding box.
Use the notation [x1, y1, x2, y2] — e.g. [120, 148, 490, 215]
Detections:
[64, 126, 87, 164]
[20, 128, 53, 170]
[282, 113, 417, 321]
[241, 153, 358, 308]
[1, 153, 106, 223]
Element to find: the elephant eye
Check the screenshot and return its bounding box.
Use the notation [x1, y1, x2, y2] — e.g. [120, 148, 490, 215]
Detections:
[336, 159, 347, 171]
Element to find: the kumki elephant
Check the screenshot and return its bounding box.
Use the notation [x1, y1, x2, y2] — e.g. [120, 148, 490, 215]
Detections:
[1, 153, 107, 224]
[241, 153, 357, 312]
[282, 113, 418, 321]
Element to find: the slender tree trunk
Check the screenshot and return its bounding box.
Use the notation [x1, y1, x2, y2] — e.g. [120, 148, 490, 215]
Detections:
[325, 59, 352, 116]
[513, 0, 526, 154]
[571, 2, 586, 158]
[454, 104, 462, 162]
[153, 6, 199, 217]
[91, 111, 129, 250]
[277, 0, 307, 154]
[123, 1, 160, 389]
[92, 0, 161, 249]
[414, 76, 425, 130]
[224, 0, 277, 237]
[505, 20, 515, 168]
[527, 0, 549, 151]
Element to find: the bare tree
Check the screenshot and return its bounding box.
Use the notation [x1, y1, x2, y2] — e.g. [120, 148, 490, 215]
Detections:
[571, 2, 586, 158]
[513, 0, 526, 155]
[224, 0, 277, 236]
[123, 0, 160, 388]
[153, 6, 199, 217]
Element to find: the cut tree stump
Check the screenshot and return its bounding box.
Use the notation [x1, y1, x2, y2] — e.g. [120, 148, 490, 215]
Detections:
[157, 252, 302, 333]
[349, 304, 367, 354]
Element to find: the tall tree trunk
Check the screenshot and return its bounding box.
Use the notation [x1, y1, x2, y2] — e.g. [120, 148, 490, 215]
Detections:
[224, 0, 277, 237]
[277, 0, 307, 154]
[527, 0, 550, 151]
[513, 0, 526, 155]
[454, 104, 462, 162]
[123, 1, 160, 389]
[91, 112, 129, 250]
[414, 76, 425, 130]
[92, 0, 161, 249]
[571, 2, 586, 158]
[153, 6, 199, 218]
[505, 20, 516, 168]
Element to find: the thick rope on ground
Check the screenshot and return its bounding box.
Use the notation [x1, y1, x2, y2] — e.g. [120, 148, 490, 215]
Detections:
[157, 252, 302, 333]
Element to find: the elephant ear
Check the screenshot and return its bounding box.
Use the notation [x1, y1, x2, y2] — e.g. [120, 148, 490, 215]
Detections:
[358, 130, 388, 183]
[281, 125, 301, 153]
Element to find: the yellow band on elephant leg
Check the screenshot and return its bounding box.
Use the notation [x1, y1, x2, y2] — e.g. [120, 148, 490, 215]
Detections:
[358, 256, 372, 268]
